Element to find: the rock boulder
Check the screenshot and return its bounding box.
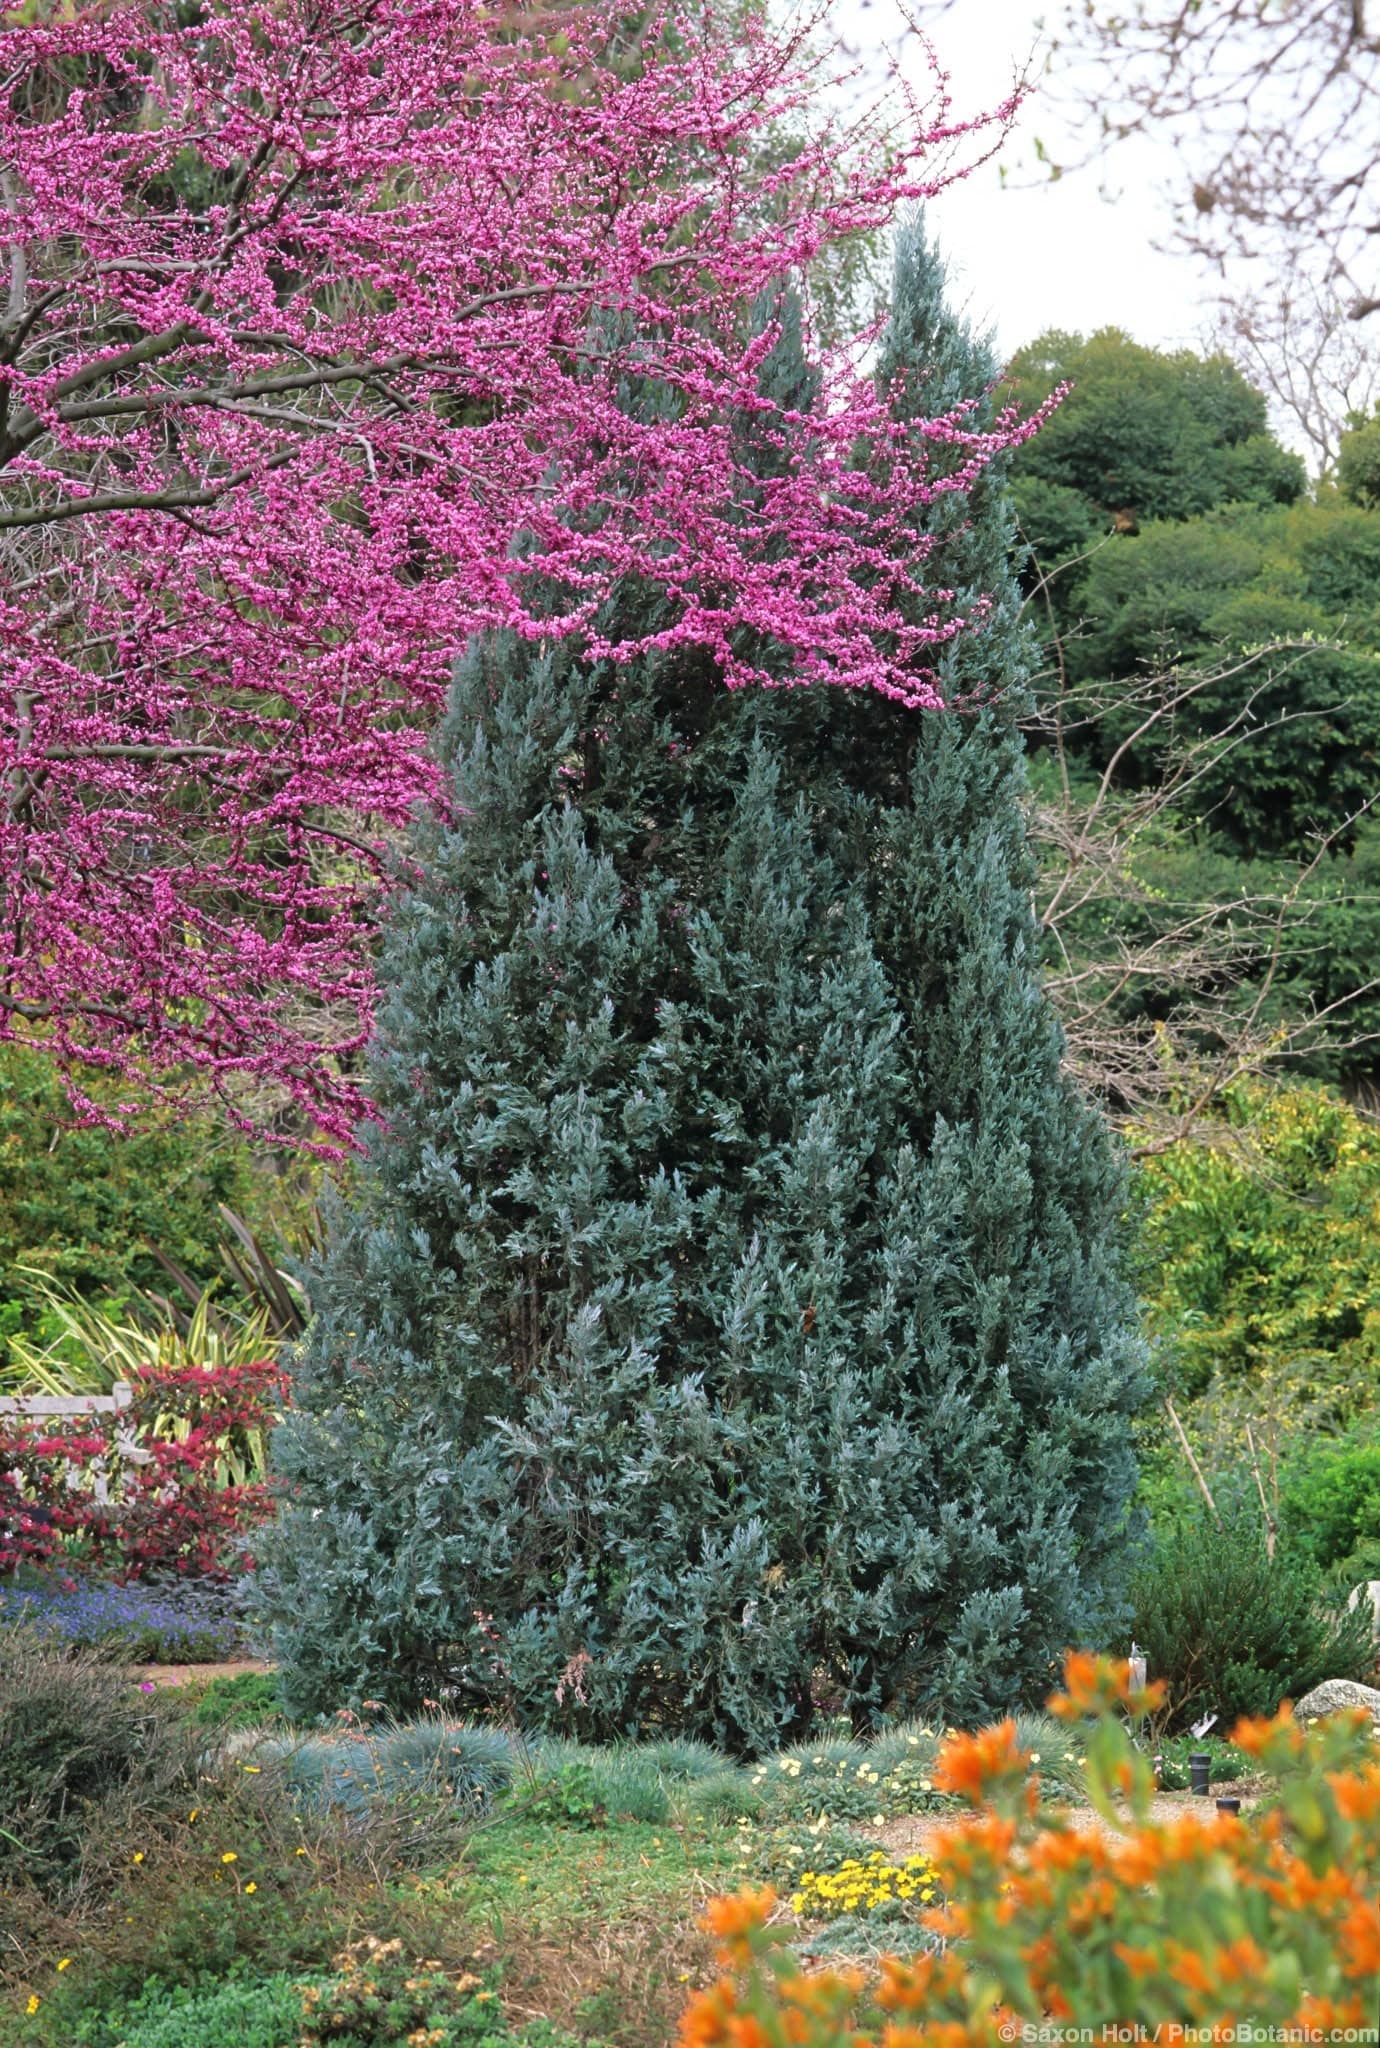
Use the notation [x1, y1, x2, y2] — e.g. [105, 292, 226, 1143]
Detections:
[1293, 1677, 1380, 1720]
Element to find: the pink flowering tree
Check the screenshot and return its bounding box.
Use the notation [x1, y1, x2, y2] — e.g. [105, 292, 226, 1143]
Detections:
[0, 0, 1035, 1143]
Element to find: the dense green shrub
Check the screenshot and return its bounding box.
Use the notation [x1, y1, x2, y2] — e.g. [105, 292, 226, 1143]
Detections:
[1339, 409, 1380, 511]
[260, 228, 1147, 1749]
[1127, 1505, 1373, 1729]
[1006, 328, 1304, 545]
[634, 1737, 727, 1782]
[1280, 1440, 1380, 1573]
[1062, 503, 1380, 861]
[0, 1043, 311, 1344]
[0, 1622, 191, 1896]
[1135, 1079, 1380, 1410]
[188, 1670, 285, 1732]
[60, 1970, 315, 2048]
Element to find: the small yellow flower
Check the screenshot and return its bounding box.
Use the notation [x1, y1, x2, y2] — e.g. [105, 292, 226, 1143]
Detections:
[245, 1882, 258, 1894]
[242, 1765, 261, 1774]
[221, 1852, 238, 1864]
[27, 1997, 40, 2015]
[56, 1959, 71, 1972]
[131, 1851, 145, 1864]
[188, 1809, 199, 1823]
[295, 1846, 308, 1856]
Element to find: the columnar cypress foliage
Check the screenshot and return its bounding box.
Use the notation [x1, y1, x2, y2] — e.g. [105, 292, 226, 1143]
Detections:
[259, 232, 1148, 1748]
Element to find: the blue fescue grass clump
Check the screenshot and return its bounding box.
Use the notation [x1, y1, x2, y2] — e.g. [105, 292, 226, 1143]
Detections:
[254, 1719, 516, 1817]
[634, 1736, 727, 1782]
[0, 1572, 248, 1661]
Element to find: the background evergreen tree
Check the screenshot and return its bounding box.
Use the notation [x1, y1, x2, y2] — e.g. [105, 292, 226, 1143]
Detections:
[258, 227, 1148, 1748]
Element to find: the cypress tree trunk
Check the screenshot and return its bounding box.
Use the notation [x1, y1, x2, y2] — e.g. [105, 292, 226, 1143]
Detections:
[259, 232, 1148, 1747]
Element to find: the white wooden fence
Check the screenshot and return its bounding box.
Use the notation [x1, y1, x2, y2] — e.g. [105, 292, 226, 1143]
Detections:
[0, 1383, 133, 1419]
[0, 1383, 151, 1502]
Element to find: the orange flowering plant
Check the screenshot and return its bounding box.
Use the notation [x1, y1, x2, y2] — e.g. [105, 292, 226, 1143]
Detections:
[680, 1654, 1380, 2048]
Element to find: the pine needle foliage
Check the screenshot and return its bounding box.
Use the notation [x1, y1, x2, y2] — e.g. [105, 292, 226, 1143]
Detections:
[259, 231, 1147, 1748]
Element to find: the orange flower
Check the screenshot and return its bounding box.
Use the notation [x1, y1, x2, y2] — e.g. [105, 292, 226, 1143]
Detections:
[908, 2025, 975, 2048]
[1337, 1895, 1380, 1980]
[1049, 1649, 1168, 1720]
[1285, 1862, 1355, 1912]
[1295, 1993, 1371, 2035]
[1110, 1829, 1167, 1886]
[878, 1953, 961, 2014]
[725, 2015, 770, 2048]
[1230, 1704, 1303, 1759]
[1329, 1762, 1380, 1822]
[1112, 1941, 1161, 1982]
[1048, 1650, 1106, 1715]
[679, 1980, 741, 2048]
[1065, 1878, 1118, 1935]
[1163, 1945, 1215, 1997]
[1216, 1936, 1267, 1984]
[778, 1971, 864, 2016]
[1028, 1825, 1110, 1875]
[704, 1889, 775, 1963]
[705, 1891, 775, 1940]
[934, 1724, 1025, 1802]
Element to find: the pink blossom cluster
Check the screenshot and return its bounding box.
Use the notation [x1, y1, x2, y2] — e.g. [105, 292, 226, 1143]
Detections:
[0, 0, 1039, 1140]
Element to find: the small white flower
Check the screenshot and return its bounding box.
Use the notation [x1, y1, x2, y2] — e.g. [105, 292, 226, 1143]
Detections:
[1029, 1753, 1041, 1764]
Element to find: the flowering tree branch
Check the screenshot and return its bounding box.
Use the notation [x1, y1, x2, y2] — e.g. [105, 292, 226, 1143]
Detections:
[0, 0, 1040, 1144]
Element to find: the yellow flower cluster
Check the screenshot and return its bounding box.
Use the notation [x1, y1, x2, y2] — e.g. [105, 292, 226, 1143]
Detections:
[789, 1849, 939, 1919]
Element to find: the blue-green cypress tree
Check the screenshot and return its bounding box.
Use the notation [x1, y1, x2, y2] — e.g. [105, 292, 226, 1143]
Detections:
[258, 230, 1148, 1747]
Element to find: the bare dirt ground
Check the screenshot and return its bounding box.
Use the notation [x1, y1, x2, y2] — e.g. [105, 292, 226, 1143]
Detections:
[128, 1658, 272, 1689]
[877, 1785, 1265, 1858]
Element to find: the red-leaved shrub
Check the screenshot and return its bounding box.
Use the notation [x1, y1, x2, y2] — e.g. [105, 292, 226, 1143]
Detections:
[0, 1359, 284, 1579]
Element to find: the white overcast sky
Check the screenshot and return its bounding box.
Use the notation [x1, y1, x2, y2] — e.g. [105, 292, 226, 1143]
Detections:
[829, 0, 1211, 360]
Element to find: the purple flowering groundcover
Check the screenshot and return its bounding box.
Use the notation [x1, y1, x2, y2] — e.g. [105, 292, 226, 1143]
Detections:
[0, 1571, 253, 1661]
